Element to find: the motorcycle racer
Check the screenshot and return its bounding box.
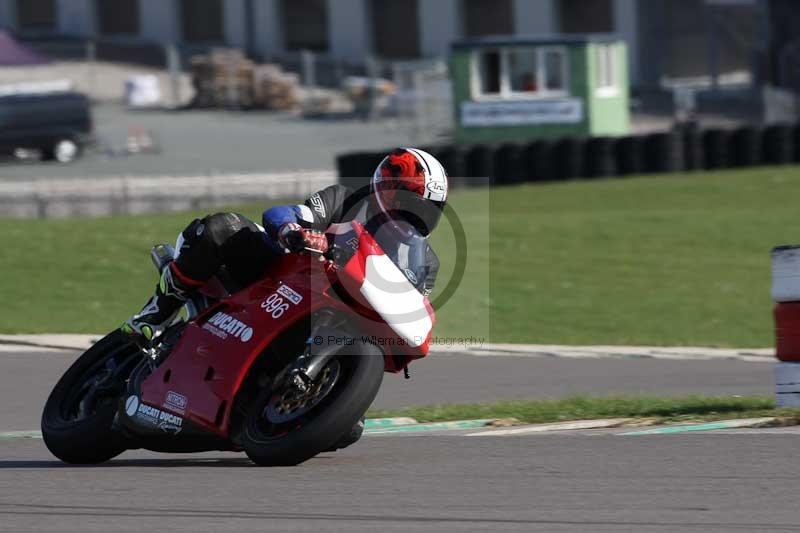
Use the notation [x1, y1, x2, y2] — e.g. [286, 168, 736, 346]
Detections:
[122, 147, 449, 346]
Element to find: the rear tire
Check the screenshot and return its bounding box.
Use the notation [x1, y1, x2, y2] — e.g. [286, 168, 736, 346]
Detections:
[41, 330, 135, 464]
[243, 341, 384, 466]
[42, 138, 79, 163]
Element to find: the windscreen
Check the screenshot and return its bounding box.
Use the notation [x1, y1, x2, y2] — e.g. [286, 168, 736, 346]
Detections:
[367, 219, 428, 292]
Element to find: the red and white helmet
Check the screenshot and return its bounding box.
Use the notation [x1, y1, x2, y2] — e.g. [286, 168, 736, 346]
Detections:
[371, 148, 448, 238]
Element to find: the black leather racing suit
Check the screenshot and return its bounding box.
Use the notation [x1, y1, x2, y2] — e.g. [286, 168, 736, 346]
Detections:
[171, 184, 440, 296]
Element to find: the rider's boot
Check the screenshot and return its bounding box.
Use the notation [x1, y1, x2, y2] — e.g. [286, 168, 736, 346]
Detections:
[121, 263, 200, 344]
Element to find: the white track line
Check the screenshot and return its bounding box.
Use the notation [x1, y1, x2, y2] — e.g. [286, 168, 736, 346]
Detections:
[0, 335, 775, 363]
[466, 418, 633, 437]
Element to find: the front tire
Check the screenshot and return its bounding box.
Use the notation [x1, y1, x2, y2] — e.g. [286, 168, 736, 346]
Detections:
[242, 341, 384, 466]
[41, 330, 137, 464]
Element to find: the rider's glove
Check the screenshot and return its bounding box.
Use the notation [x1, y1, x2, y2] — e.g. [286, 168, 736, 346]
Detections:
[278, 223, 328, 254]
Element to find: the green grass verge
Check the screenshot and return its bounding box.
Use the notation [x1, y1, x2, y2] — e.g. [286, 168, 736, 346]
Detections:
[366, 395, 800, 425]
[1, 165, 798, 345]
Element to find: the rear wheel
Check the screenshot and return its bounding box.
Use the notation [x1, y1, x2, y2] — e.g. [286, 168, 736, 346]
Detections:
[42, 138, 79, 163]
[41, 330, 139, 464]
[242, 341, 384, 466]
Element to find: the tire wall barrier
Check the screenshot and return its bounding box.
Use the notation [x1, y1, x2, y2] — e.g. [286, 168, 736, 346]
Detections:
[683, 129, 705, 171]
[731, 127, 762, 168]
[763, 125, 794, 165]
[337, 125, 796, 187]
[586, 137, 618, 178]
[555, 137, 585, 180]
[493, 143, 526, 185]
[644, 132, 685, 174]
[524, 140, 557, 182]
[615, 135, 645, 176]
[702, 129, 731, 169]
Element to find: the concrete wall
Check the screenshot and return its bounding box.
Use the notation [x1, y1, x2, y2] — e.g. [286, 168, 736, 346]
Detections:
[0, 0, 647, 88]
[419, 0, 459, 58]
[614, 0, 639, 85]
[0, 0, 14, 30]
[139, 0, 180, 43]
[224, 0, 246, 48]
[57, 0, 94, 36]
[514, 0, 557, 35]
[328, 0, 369, 63]
[253, 0, 283, 58]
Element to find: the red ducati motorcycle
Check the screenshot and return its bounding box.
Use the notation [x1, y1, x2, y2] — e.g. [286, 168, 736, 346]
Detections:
[42, 221, 434, 466]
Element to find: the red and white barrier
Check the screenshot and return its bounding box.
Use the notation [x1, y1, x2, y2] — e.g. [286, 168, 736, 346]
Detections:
[772, 246, 800, 406]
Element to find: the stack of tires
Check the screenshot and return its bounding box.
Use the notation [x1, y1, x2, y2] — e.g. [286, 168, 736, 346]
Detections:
[644, 132, 685, 174]
[730, 126, 762, 168]
[763, 125, 795, 165]
[700, 129, 729, 169]
[615, 135, 645, 176]
[335, 122, 800, 190]
[586, 137, 617, 178]
[523, 140, 558, 182]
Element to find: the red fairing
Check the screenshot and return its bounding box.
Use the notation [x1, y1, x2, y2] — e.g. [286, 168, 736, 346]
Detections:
[139, 221, 435, 437]
[336, 222, 435, 361]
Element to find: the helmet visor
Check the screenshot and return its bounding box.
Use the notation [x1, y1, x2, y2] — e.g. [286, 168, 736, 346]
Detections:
[377, 186, 444, 237]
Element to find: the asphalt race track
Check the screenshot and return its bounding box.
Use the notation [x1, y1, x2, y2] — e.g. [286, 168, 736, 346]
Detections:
[3, 429, 800, 532]
[0, 348, 773, 430]
[1, 347, 790, 533]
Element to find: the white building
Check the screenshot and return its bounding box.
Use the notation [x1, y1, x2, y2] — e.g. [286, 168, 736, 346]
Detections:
[0, 0, 766, 88]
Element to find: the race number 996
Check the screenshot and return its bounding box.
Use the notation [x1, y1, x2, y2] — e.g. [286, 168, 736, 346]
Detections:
[261, 293, 289, 319]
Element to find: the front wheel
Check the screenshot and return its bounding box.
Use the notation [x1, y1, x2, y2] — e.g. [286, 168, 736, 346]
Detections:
[41, 330, 139, 464]
[242, 341, 384, 466]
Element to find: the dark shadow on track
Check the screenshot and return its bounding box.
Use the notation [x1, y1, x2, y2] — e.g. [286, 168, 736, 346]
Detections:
[0, 502, 797, 530]
[0, 458, 255, 469]
[0, 454, 350, 469]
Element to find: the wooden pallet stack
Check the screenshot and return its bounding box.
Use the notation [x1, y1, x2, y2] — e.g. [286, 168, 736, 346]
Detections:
[253, 64, 299, 110]
[190, 48, 299, 110]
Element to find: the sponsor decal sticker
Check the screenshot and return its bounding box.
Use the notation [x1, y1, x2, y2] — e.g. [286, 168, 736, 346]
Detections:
[203, 311, 254, 342]
[426, 180, 446, 195]
[126, 396, 184, 434]
[261, 284, 302, 319]
[125, 395, 139, 417]
[277, 284, 303, 305]
[309, 194, 326, 218]
[164, 391, 188, 414]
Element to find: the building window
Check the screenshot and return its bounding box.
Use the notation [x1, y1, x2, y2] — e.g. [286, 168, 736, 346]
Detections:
[462, 0, 514, 37]
[370, 0, 420, 59]
[16, 0, 56, 30]
[97, 0, 140, 36]
[507, 48, 536, 92]
[473, 47, 568, 99]
[181, 0, 224, 43]
[559, 0, 613, 34]
[477, 50, 502, 94]
[596, 43, 618, 96]
[282, 0, 329, 52]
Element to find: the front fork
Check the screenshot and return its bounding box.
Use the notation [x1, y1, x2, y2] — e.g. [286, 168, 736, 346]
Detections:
[286, 309, 346, 393]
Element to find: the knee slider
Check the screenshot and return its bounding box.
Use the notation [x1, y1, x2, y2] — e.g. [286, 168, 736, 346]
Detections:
[203, 212, 249, 247]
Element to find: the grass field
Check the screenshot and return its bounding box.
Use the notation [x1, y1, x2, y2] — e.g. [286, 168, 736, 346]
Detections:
[366, 395, 794, 425]
[1, 166, 798, 346]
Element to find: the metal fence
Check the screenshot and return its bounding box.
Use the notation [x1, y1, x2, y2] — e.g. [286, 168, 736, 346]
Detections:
[0, 171, 336, 219]
[390, 59, 453, 145]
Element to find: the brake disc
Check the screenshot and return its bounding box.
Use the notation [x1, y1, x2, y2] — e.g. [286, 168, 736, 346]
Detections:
[264, 359, 341, 424]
